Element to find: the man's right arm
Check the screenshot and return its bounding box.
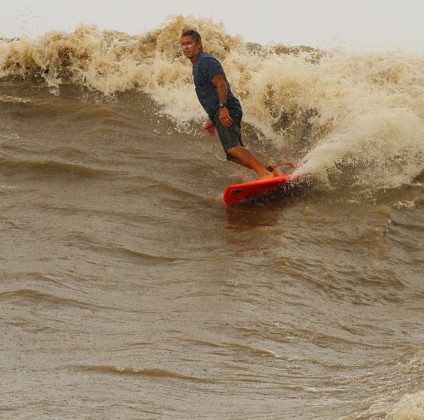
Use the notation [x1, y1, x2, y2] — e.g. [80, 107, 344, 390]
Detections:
[203, 119, 216, 137]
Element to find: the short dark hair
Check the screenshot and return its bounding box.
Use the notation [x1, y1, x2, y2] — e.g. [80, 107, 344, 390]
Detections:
[181, 29, 201, 43]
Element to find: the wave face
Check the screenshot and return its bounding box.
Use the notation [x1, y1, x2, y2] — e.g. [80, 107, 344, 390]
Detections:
[1, 16, 423, 195]
[1, 16, 423, 420]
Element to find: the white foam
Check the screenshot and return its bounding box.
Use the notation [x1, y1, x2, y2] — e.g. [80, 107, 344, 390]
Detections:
[388, 390, 424, 419]
[1, 17, 423, 193]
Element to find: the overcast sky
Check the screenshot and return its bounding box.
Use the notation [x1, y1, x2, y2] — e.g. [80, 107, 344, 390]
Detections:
[2, 0, 424, 51]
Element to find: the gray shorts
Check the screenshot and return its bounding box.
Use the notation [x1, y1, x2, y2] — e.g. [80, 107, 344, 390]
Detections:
[212, 107, 244, 161]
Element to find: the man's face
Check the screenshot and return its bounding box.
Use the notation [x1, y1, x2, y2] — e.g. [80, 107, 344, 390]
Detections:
[181, 35, 202, 60]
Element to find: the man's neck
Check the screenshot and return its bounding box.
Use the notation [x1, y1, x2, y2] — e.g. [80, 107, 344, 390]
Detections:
[190, 49, 203, 65]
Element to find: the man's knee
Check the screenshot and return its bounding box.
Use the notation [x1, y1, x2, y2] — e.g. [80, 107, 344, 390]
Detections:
[225, 146, 245, 161]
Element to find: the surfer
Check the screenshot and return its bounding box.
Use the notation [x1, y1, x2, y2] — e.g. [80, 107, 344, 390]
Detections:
[181, 29, 280, 180]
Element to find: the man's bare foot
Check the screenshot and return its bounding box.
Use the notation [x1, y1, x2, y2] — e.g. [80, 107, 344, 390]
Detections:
[256, 170, 275, 180]
[256, 168, 284, 180]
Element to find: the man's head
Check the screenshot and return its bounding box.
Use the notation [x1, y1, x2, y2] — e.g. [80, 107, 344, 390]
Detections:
[181, 29, 202, 61]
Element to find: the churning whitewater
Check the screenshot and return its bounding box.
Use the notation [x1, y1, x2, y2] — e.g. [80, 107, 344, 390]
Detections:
[0, 16, 423, 419]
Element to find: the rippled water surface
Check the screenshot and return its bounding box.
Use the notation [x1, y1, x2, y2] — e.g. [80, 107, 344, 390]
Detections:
[1, 79, 423, 419]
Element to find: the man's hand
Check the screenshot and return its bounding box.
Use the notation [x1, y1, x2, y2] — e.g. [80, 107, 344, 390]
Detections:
[203, 119, 216, 136]
[219, 107, 233, 127]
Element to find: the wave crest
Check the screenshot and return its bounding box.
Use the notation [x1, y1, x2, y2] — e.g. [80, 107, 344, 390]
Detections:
[1, 16, 424, 193]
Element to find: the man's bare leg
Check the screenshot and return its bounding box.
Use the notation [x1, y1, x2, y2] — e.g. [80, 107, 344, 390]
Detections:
[227, 146, 281, 180]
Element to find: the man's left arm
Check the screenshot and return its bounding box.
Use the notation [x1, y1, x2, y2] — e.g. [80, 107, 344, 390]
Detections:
[211, 74, 233, 127]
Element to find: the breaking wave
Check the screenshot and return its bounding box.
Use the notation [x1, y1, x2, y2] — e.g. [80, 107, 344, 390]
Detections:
[1, 16, 423, 194]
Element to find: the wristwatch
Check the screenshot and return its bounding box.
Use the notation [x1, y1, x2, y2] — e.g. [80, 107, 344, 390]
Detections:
[219, 102, 227, 108]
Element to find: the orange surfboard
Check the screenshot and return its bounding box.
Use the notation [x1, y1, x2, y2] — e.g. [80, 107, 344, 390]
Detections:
[223, 163, 298, 205]
[223, 174, 295, 205]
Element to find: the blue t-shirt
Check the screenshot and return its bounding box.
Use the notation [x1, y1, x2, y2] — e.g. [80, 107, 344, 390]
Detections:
[192, 51, 241, 119]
